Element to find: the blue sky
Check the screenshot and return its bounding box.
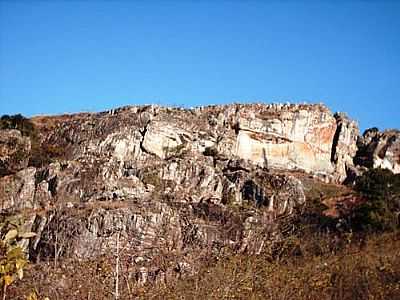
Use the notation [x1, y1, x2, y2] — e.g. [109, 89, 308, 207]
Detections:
[0, 1, 399, 131]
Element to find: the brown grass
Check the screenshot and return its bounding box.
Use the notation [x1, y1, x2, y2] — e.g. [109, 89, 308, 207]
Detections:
[7, 230, 400, 300]
[145, 231, 400, 300]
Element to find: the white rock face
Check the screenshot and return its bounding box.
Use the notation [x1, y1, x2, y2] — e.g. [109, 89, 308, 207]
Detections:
[99, 131, 142, 161]
[363, 130, 400, 174]
[235, 104, 337, 176]
[88, 103, 361, 182]
[142, 121, 186, 159]
[332, 113, 360, 182]
[374, 156, 400, 173]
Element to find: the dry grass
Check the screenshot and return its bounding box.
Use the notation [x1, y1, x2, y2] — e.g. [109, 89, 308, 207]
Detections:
[7, 230, 400, 300]
[145, 231, 400, 300]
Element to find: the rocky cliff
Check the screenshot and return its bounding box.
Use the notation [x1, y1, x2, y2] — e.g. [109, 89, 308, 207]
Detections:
[0, 103, 398, 287]
[355, 128, 400, 173]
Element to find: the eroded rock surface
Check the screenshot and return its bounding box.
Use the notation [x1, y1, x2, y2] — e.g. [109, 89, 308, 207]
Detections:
[235, 104, 337, 176]
[355, 128, 400, 174]
[331, 113, 360, 182]
[2, 102, 397, 286]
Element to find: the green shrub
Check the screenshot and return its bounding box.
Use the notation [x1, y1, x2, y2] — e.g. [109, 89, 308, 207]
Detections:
[0, 216, 36, 300]
[350, 168, 400, 231]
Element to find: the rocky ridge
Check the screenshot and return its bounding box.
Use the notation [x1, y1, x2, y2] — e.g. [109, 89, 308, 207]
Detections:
[0, 103, 399, 286]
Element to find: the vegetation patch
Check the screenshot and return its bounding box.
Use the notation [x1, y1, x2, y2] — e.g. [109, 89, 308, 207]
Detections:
[349, 168, 400, 231]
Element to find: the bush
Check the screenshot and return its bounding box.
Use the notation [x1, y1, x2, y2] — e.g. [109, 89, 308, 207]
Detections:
[28, 143, 66, 168]
[1, 114, 66, 168]
[350, 168, 400, 231]
[0, 115, 35, 137]
[0, 216, 36, 300]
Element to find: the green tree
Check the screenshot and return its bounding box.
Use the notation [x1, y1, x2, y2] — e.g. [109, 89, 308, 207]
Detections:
[351, 168, 400, 231]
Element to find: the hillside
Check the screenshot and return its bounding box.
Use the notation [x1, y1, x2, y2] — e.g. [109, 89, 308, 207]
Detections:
[0, 103, 399, 299]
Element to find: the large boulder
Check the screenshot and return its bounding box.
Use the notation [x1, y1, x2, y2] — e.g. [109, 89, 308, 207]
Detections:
[142, 121, 188, 159]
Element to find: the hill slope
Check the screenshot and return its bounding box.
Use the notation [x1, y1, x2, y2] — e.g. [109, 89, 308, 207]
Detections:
[0, 103, 399, 299]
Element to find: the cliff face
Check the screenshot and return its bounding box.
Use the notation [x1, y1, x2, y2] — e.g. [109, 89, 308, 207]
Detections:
[0, 103, 398, 286]
[30, 103, 357, 181]
[331, 113, 360, 182]
[355, 128, 400, 174]
[0, 103, 366, 183]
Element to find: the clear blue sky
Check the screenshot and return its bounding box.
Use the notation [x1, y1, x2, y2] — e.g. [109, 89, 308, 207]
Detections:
[1, 1, 399, 131]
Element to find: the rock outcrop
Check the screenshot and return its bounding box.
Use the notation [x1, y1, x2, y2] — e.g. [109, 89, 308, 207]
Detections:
[2, 102, 398, 286]
[235, 104, 338, 178]
[355, 128, 400, 174]
[331, 113, 360, 182]
[6, 103, 364, 183]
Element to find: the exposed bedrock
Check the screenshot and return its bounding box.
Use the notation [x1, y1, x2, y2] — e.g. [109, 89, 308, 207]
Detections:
[1, 103, 369, 183]
[1, 102, 398, 284]
[355, 128, 400, 174]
